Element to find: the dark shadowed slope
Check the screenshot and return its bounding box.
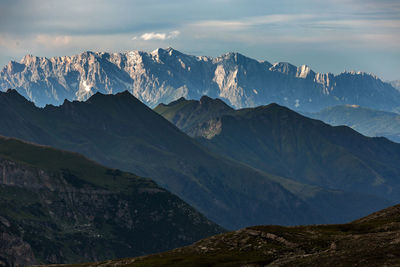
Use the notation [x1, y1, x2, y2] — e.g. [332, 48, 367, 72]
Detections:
[53, 204, 400, 267]
[155, 97, 400, 203]
[0, 90, 325, 230]
[0, 136, 223, 266]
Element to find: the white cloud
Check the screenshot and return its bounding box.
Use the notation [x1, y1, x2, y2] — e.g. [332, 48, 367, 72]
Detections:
[34, 34, 71, 47]
[190, 14, 317, 31]
[184, 12, 400, 50]
[133, 30, 180, 41]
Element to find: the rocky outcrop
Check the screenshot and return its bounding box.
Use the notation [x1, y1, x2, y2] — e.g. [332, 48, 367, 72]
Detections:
[1, 48, 399, 112]
[71, 204, 400, 267]
[0, 138, 223, 266]
[0, 221, 37, 267]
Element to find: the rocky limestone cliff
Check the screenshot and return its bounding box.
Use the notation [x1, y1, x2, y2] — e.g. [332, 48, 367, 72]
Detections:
[0, 218, 37, 267]
[0, 139, 223, 266]
[1, 48, 399, 112]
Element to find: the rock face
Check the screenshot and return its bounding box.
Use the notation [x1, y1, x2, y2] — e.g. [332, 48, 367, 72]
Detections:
[0, 222, 37, 267]
[1, 48, 399, 112]
[0, 137, 223, 266]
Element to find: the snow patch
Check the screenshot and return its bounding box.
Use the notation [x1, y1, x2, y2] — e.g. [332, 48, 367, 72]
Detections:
[295, 99, 300, 108]
[82, 80, 91, 92]
[253, 89, 258, 95]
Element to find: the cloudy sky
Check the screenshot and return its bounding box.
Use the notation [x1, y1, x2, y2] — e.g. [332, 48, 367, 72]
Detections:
[0, 0, 399, 80]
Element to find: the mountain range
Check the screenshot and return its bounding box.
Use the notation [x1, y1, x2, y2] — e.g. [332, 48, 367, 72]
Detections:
[155, 96, 400, 203]
[0, 136, 222, 266]
[0, 90, 392, 230]
[307, 105, 400, 143]
[1, 48, 399, 113]
[0, 89, 315, 230]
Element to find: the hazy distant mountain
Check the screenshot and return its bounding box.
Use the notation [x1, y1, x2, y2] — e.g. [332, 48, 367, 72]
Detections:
[0, 90, 390, 229]
[307, 105, 400, 143]
[1, 48, 399, 112]
[390, 80, 400, 91]
[155, 97, 400, 203]
[0, 136, 222, 266]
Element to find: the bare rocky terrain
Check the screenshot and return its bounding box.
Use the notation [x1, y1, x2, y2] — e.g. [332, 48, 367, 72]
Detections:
[56, 204, 400, 267]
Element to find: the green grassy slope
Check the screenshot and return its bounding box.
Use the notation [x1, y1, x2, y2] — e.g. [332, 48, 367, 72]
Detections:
[0, 136, 223, 265]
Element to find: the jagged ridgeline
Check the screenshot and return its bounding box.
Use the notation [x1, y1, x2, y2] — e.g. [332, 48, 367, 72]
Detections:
[155, 96, 400, 204]
[1, 48, 399, 112]
[0, 90, 391, 231]
[0, 136, 223, 266]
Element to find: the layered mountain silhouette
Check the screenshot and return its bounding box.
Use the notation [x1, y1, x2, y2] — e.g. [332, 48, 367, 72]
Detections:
[0, 136, 222, 266]
[155, 96, 400, 203]
[1, 48, 399, 112]
[73, 204, 400, 266]
[307, 105, 400, 143]
[0, 90, 390, 230]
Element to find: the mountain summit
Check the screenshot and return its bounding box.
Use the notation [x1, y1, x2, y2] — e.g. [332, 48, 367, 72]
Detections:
[155, 97, 400, 203]
[0, 90, 391, 229]
[1, 48, 399, 112]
